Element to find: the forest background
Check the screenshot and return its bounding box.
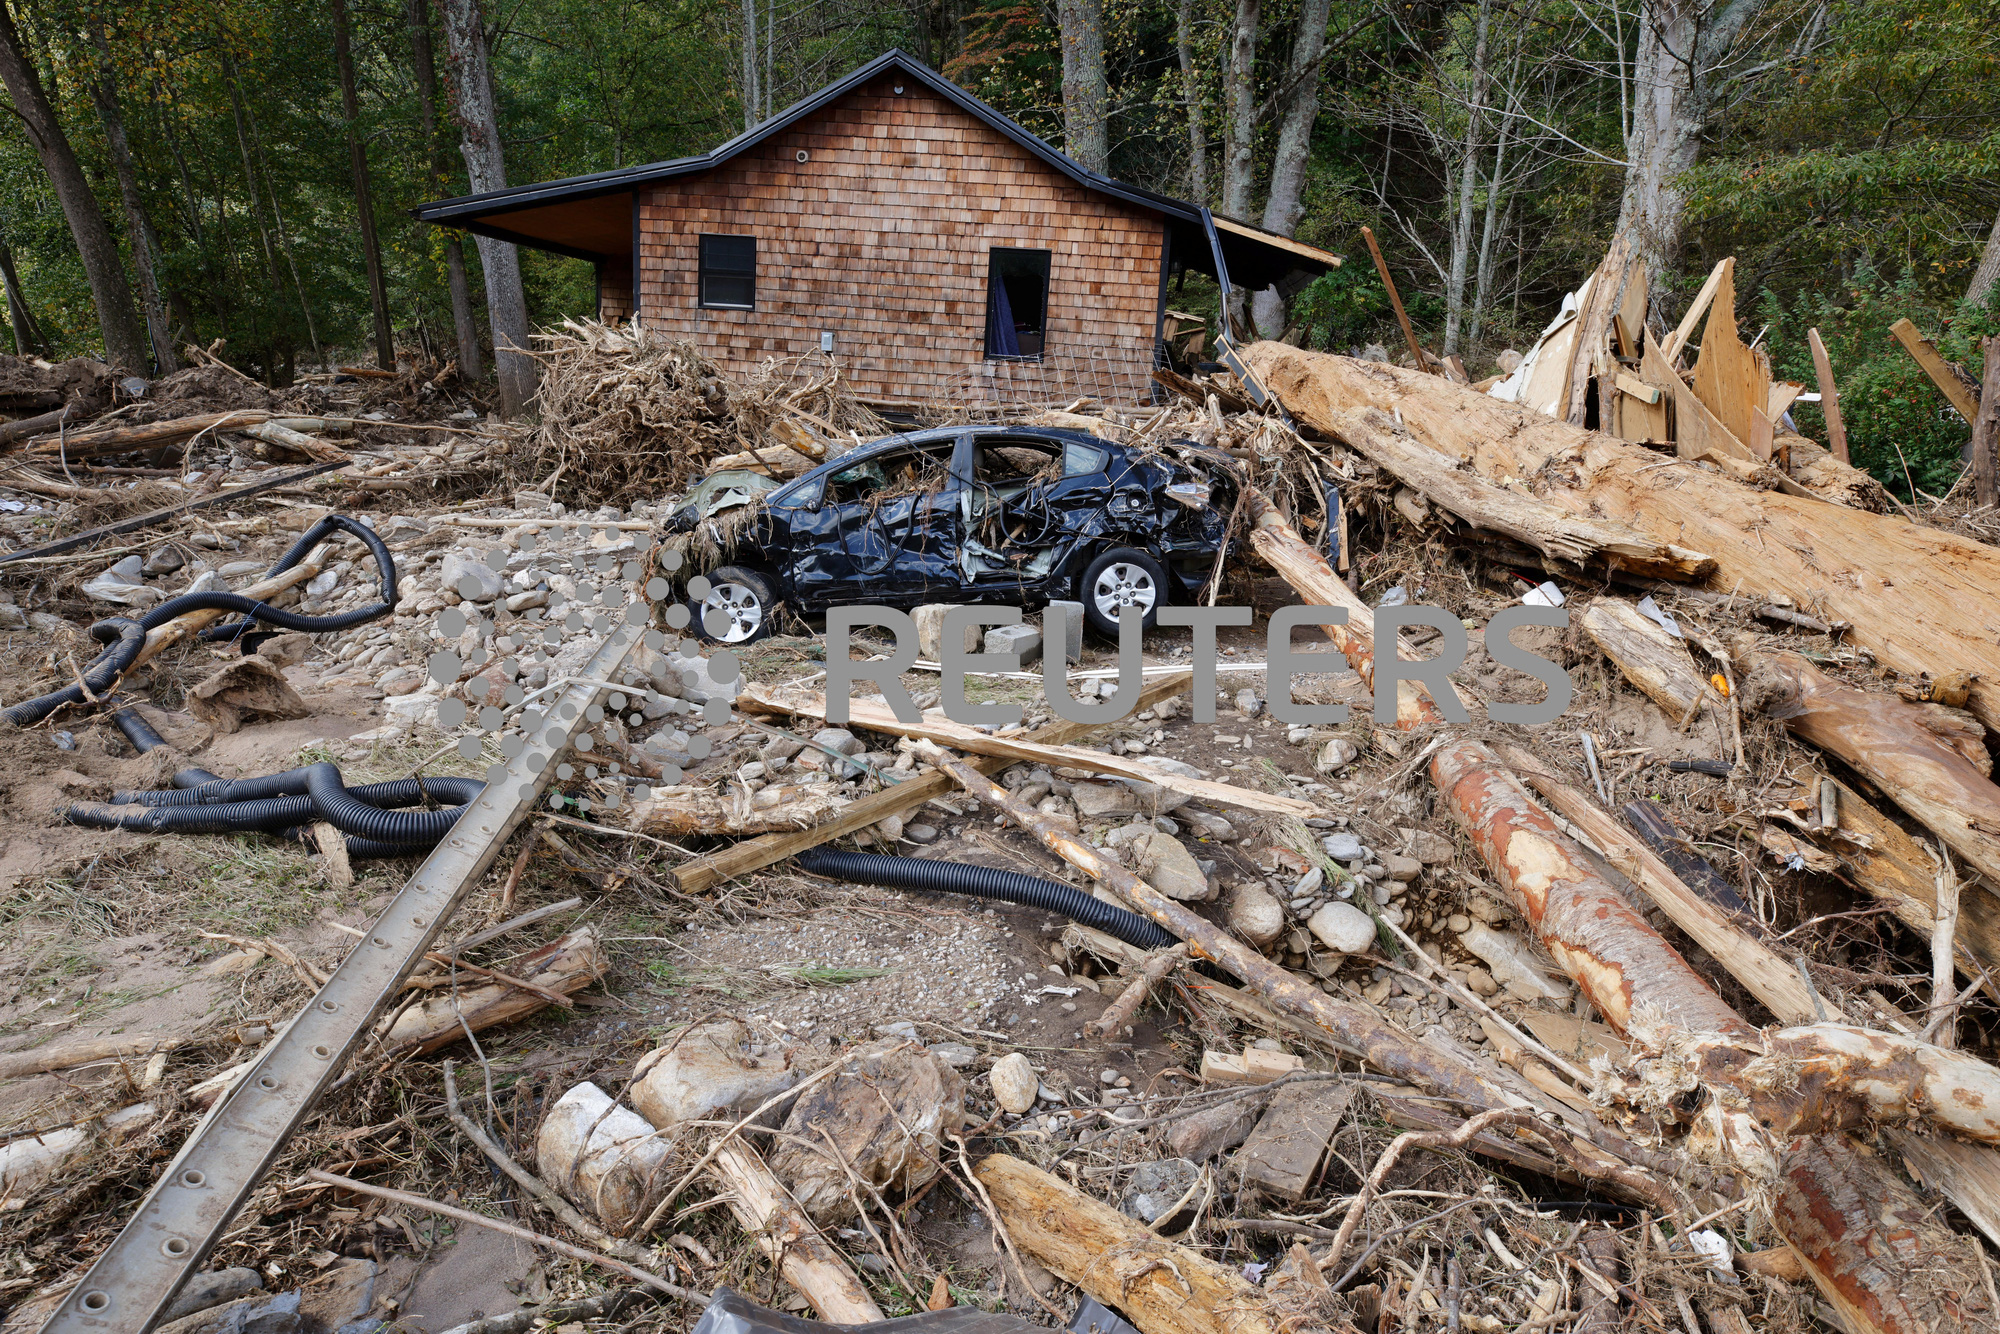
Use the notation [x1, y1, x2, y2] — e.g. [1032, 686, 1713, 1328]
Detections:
[0, 0, 1995, 496]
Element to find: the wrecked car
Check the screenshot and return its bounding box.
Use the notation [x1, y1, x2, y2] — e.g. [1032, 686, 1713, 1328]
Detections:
[666, 426, 1239, 645]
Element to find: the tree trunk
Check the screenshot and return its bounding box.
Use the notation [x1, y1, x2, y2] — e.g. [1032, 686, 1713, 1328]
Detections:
[1175, 0, 1206, 204]
[1966, 202, 2000, 311]
[438, 0, 537, 416]
[1246, 343, 2000, 732]
[0, 240, 47, 356]
[740, 0, 758, 131]
[331, 0, 397, 371]
[84, 25, 178, 374]
[1220, 0, 1259, 220]
[0, 6, 147, 374]
[1615, 0, 1765, 283]
[1441, 0, 1491, 355]
[709, 1141, 885, 1322]
[1250, 0, 1334, 338]
[1056, 0, 1109, 173]
[406, 0, 484, 380]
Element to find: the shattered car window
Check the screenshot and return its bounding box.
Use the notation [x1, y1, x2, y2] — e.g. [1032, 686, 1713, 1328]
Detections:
[1063, 440, 1107, 476]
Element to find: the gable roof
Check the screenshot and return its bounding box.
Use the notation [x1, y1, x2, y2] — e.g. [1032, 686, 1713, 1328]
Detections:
[414, 50, 1338, 290]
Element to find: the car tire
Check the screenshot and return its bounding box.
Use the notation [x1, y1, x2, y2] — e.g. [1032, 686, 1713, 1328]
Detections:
[1080, 547, 1167, 639]
[690, 566, 782, 645]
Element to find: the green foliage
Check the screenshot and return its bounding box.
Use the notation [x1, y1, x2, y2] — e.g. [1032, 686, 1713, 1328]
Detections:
[1761, 266, 2000, 499]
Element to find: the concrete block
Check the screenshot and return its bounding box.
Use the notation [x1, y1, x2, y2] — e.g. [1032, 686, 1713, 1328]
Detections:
[1045, 600, 1085, 664]
[984, 622, 1042, 666]
[912, 603, 975, 660]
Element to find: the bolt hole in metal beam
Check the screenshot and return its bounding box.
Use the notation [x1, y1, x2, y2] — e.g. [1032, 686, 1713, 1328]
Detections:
[38, 624, 645, 1333]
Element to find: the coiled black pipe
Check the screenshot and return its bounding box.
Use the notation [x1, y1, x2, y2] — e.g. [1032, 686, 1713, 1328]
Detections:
[4, 513, 397, 727]
[795, 846, 1177, 950]
[110, 707, 221, 787]
[3, 618, 147, 727]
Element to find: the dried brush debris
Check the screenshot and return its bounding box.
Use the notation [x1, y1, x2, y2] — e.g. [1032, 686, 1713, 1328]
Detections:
[529, 318, 887, 505]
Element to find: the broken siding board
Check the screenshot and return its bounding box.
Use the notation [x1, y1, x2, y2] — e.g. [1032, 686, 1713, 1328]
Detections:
[1690, 264, 1775, 461]
[1234, 1082, 1353, 1201]
[1663, 257, 1732, 363]
[1641, 337, 1753, 462]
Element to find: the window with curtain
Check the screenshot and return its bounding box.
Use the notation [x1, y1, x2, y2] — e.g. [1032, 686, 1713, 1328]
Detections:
[984, 248, 1051, 359]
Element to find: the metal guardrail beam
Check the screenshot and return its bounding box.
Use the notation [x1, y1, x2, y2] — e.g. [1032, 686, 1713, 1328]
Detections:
[39, 623, 646, 1333]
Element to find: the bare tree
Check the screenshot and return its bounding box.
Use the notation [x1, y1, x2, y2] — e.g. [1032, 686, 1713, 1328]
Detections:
[1175, 0, 1206, 203]
[1615, 0, 1770, 278]
[0, 5, 148, 373]
[1440, 0, 1491, 353]
[439, 0, 538, 416]
[1056, 0, 1109, 172]
[1251, 0, 1335, 336]
[741, 0, 759, 130]
[332, 0, 397, 370]
[407, 0, 483, 378]
[83, 23, 178, 373]
[1219, 0, 1259, 219]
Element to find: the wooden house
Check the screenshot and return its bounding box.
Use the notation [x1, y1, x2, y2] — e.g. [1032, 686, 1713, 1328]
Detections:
[416, 51, 1338, 408]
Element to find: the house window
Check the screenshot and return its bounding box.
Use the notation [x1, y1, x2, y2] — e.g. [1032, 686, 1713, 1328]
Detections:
[699, 234, 756, 310]
[985, 248, 1051, 359]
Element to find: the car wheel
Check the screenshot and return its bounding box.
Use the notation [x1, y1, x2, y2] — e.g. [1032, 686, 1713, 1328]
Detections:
[690, 566, 781, 645]
[1080, 547, 1167, 638]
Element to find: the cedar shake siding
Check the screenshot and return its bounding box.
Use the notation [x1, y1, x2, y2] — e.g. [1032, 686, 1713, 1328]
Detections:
[628, 75, 1165, 405]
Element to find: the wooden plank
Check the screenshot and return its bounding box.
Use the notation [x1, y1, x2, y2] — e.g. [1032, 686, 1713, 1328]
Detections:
[1616, 267, 1648, 357]
[1689, 262, 1775, 461]
[1565, 236, 1636, 425]
[1613, 373, 1659, 405]
[671, 671, 1192, 893]
[1621, 800, 1750, 916]
[736, 689, 1320, 816]
[0, 460, 347, 565]
[1661, 257, 1731, 363]
[1808, 327, 1849, 462]
[1889, 317, 1981, 421]
[1640, 336, 1753, 462]
[1233, 1081, 1354, 1201]
[1361, 225, 1430, 373]
[1767, 381, 1805, 424]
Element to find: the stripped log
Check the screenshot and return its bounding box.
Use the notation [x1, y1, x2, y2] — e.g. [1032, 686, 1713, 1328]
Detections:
[1577, 598, 1712, 722]
[24, 409, 275, 458]
[975, 1153, 1280, 1334]
[1246, 343, 2000, 731]
[1239, 486, 1992, 1334]
[710, 1140, 884, 1323]
[1318, 406, 1714, 580]
[381, 927, 607, 1057]
[1740, 649, 2000, 889]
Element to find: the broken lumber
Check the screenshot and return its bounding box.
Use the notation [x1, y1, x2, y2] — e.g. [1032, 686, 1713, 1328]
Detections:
[1689, 262, 1774, 461]
[670, 672, 1193, 893]
[737, 689, 1320, 817]
[1322, 408, 1714, 580]
[1576, 598, 1710, 721]
[1234, 1082, 1352, 1201]
[1361, 225, 1430, 374]
[710, 1140, 885, 1323]
[1564, 235, 1638, 426]
[1889, 317, 1980, 421]
[1239, 484, 1992, 1333]
[1740, 649, 2000, 889]
[1808, 327, 1850, 462]
[975, 1153, 1280, 1334]
[1642, 336, 1754, 462]
[1245, 344, 2000, 732]
[1620, 800, 1751, 916]
[1662, 257, 1732, 363]
[380, 926, 607, 1057]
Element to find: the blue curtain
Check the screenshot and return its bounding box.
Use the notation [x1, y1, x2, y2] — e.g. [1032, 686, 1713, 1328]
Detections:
[988, 272, 1020, 356]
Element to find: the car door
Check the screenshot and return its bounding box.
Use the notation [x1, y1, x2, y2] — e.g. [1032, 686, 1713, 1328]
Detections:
[781, 438, 961, 609]
[958, 433, 1121, 594]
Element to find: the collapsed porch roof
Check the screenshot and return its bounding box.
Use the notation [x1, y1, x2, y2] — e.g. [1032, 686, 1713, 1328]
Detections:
[413, 51, 1340, 294]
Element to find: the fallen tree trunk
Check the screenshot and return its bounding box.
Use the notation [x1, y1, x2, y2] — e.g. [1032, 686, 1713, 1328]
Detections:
[0, 1032, 183, 1081]
[1575, 597, 1713, 725]
[975, 1153, 1281, 1334]
[1739, 649, 2000, 889]
[24, 409, 275, 458]
[1780, 433, 1894, 512]
[1239, 486, 1992, 1333]
[738, 690, 1320, 817]
[1246, 343, 2000, 731]
[1322, 405, 1714, 580]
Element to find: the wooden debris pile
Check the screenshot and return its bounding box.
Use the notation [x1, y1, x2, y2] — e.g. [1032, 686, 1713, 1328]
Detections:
[529, 317, 887, 501]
